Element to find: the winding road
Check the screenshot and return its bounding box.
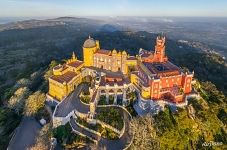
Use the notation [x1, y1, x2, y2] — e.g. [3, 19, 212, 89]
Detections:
[54, 84, 89, 117]
[55, 83, 133, 149]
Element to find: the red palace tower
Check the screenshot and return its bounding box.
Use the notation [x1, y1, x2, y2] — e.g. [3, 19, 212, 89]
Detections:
[135, 35, 194, 103]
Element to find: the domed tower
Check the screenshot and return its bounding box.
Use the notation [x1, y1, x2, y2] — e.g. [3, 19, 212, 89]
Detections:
[83, 36, 100, 66]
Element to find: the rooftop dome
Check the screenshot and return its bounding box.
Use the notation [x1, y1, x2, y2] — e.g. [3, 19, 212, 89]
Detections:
[83, 36, 96, 48]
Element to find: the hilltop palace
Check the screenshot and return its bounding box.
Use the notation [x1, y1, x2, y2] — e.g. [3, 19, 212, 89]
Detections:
[47, 35, 194, 128]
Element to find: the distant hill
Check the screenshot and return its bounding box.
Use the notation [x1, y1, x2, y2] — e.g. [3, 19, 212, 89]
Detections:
[0, 17, 103, 32]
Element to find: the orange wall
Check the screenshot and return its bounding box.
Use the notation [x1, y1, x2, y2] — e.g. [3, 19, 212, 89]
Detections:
[160, 76, 182, 89]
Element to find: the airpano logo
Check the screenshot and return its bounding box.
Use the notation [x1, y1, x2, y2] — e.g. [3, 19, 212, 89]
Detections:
[202, 141, 223, 147]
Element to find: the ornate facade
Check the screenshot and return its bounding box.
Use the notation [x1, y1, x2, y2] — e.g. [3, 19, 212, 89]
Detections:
[48, 35, 193, 104]
[83, 36, 137, 74]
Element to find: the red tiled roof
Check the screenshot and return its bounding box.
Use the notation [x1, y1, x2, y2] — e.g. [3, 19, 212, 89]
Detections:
[95, 49, 111, 55]
[99, 75, 130, 86]
[67, 61, 83, 68]
[50, 71, 77, 84]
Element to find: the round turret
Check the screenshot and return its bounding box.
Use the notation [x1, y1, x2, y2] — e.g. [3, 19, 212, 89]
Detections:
[83, 37, 96, 48]
[53, 64, 63, 75]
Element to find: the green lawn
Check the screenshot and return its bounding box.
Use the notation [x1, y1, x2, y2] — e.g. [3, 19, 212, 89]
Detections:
[52, 123, 91, 149]
[101, 127, 119, 140]
[96, 108, 124, 130]
[109, 95, 114, 104]
[80, 95, 90, 104]
[98, 95, 107, 105]
[126, 101, 137, 117]
[77, 117, 119, 140]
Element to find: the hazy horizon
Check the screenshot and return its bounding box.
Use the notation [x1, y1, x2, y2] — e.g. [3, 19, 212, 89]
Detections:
[1, 0, 227, 18]
[1, 16, 227, 24]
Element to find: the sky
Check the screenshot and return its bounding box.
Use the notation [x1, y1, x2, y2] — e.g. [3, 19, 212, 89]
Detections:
[0, 0, 227, 18]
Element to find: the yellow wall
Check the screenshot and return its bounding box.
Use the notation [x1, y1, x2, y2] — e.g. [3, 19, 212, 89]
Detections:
[126, 60, 137, 66]
[83, 41, 100, 67]
[83, 47, 96, 66]
[48, 73, 82, 101]
[130, 73, 138, 84]
[67, 63, 84, 74]
[49, 53, 84, 101]
[141, 87, 151, 99]
[96, 40, 100, 49]
[49, 79, 67, 100]
[131, 72, 150, 99]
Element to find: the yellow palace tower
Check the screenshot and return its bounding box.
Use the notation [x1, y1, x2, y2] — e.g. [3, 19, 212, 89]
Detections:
[83, 36, 100, 66]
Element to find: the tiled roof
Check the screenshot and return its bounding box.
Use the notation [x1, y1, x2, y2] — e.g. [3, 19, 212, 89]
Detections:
[50, 71, 77, 84]
[95, 49, 111, 55]
[99, 75, 130, 87]
[67, 61, 83, 68]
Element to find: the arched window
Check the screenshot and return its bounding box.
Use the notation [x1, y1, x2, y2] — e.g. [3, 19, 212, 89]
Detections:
[101, 90, 106, 93]
[109, 89, 114, 93]
[117, 89, 122, 93]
